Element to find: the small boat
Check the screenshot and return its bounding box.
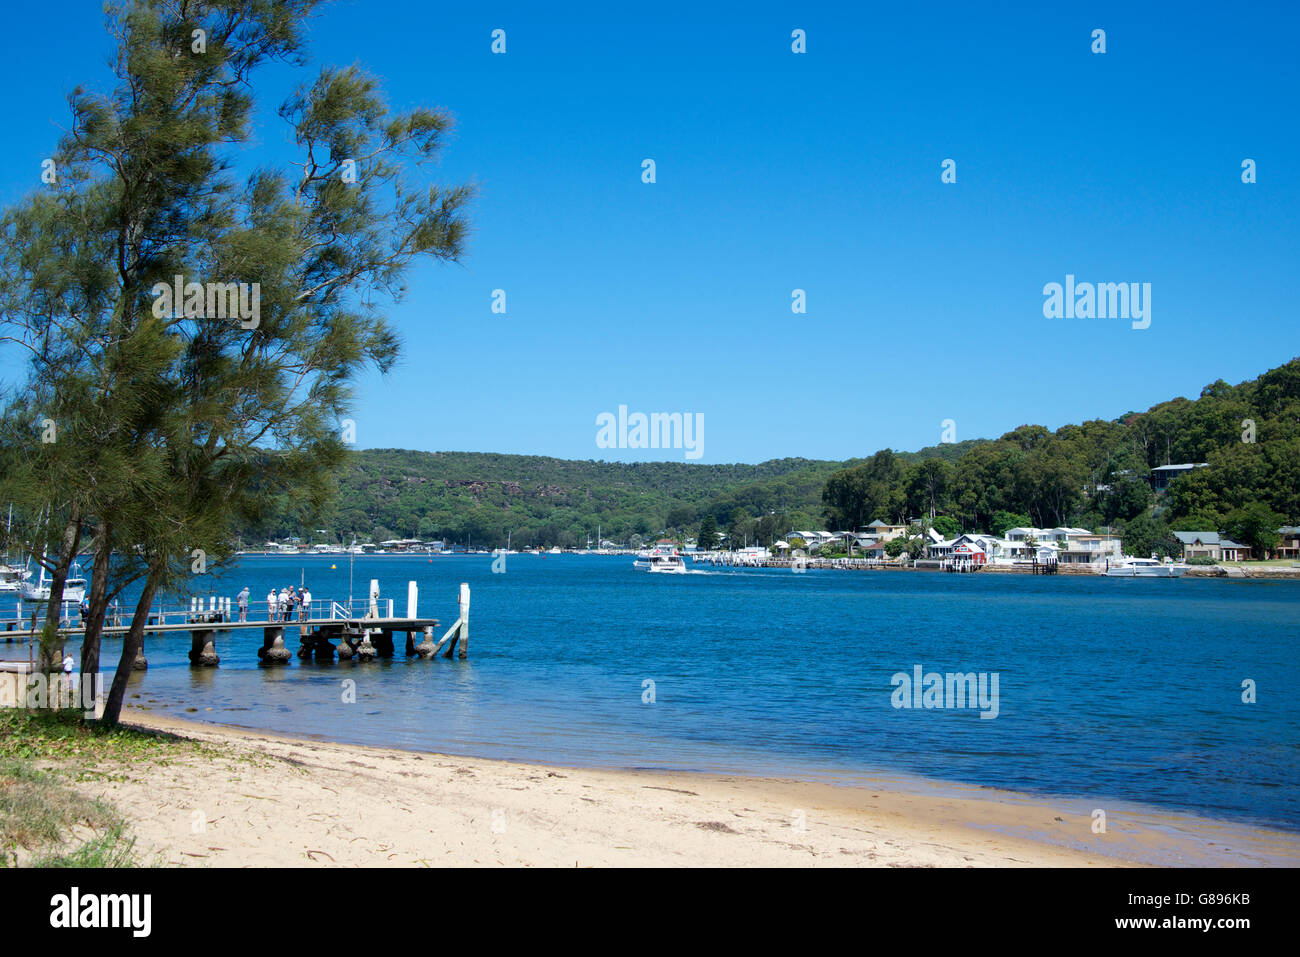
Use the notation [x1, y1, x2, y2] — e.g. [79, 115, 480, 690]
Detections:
[1104, 557, 1188, 578]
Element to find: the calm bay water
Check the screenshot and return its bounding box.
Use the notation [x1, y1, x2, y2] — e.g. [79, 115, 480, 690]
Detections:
[75, 554, 1299, 833]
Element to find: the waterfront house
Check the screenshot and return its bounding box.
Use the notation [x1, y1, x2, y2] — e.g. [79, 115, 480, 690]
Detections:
[1171, 531, 1249, 562]
[1057, 533, 1124, 565]
[862, 539, 896, 561]
[930, 533, 1004, 561]
[999, 527, 1122, 564]
[1278, 527, 1300, 559]
[928, 537, 956, 559]
[863, 520, 908, 542]
[789, 530, 837, 552]
[949, 541, 987, 566]
[1034, 527, 1091, 544]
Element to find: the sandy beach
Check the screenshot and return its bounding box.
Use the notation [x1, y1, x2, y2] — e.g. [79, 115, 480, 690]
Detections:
[45, 709, 1294, 868]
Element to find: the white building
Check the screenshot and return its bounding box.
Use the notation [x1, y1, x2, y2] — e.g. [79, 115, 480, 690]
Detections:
[1000, 527, 1120, 564]
[789, 531, 837, 552]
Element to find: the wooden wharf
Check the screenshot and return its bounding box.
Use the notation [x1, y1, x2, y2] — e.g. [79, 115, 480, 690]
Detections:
[0, 582, 471, 669]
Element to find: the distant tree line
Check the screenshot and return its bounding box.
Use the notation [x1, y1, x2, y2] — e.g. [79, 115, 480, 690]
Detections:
[238, 358, 1299, 559]
[821, 359, 1300, 557]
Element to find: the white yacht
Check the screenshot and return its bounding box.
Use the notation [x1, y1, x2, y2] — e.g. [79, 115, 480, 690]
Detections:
[1104, 557, 1188, 578]
[0, 563, 30, 595]
[21, 560, 87, 601]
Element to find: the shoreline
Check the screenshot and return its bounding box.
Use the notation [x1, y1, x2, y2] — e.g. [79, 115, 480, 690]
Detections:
[225, 551, 1300, 577]
[64, 709, 1300, 867]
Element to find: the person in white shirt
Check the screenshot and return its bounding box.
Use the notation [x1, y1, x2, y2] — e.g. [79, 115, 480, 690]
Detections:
[300, 587, 311, 621]
[267, 589, 277, 621]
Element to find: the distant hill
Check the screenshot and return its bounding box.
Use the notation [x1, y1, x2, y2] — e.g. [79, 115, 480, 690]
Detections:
[253, 451, 849, 548]
[252, 357, 1300, 549]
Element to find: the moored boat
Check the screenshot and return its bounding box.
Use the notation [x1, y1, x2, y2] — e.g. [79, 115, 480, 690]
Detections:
[0, 563, 30, 595]
[21, 560, 87, 601]
[1104, 557, 1188, 578]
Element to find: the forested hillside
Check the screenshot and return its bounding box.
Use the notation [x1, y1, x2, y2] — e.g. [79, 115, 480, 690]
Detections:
[822, 357, 1300, 557]
[252, 452, 849, 548]
[252, 358, 1300, 554]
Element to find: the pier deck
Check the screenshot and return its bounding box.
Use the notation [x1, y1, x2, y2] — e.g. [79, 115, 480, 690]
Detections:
[0, 615, 440, 641]
[1, 581, 471, 668]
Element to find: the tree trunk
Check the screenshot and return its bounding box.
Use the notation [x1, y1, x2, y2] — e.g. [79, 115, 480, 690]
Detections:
[101, 573, 158, 726]
[36, 511, 82, 673]
[79, 520, 113, 693]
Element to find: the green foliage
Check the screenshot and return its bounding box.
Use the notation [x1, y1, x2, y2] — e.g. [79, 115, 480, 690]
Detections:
[931, 515, 961, 538]
[823, 449, 905, 529]
[990, 511, 1032, 537]
[252, 451, 840, 548]
[1100, 475, 1153, 524]
[0, 710, 194, 763]
[1223, 502, 1285, 555]
[697, 515, 718, 551]
[1121, 513, 1181, 560]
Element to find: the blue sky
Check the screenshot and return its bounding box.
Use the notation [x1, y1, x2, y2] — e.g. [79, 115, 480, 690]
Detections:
[2, 1, 1297, 463]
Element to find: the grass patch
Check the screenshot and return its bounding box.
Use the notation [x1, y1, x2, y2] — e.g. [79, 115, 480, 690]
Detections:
[0, 759, 132, 867]
[0, 710, 201, 867]
[0, 708, 198, 764]
[30, 823, 140, 868]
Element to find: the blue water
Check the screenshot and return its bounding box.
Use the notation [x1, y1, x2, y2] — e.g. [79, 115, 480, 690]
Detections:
[43, 554, 1300, 833]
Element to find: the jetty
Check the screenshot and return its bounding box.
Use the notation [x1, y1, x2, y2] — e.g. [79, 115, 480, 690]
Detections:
[0, 580, 470, 669]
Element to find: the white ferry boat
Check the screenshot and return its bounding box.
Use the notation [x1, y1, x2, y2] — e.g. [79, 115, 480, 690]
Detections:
[1104, 557, 1188, 578]
[633, 547, 688, 574]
